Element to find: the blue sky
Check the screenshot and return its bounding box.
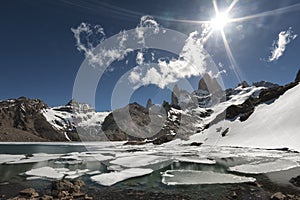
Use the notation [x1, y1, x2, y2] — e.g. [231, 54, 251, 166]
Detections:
[1, 0, 300, 111]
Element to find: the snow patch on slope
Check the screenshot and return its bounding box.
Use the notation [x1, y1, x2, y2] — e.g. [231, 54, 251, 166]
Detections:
[190, 83, 300, 151]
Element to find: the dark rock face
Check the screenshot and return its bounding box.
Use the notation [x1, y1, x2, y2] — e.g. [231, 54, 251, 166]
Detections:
[259, 82, 298, 103]
[196, 73, 225, 107]
[146, 98, 153, 110]
[295, 69, 300, 82]
[253, 81, 279, 88]
[290, 175, 300, 187]
[225, 81, 299, 121]
[226, 97, 259, 121]
[0, 97, 68, 142]
[102, 102, 178, 144]
[198, 73, 222, 92]
[102, 102, 151, 141]
[171, 84, 180, 106]
[238, 81, 249, 88]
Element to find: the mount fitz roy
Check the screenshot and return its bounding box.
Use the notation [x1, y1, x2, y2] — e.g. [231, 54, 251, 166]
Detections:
[0, 69, 300, 150]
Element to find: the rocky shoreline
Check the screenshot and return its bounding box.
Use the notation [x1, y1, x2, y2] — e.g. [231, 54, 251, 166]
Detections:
[2, 178, 300, 200]
[6, 179, 92, 200]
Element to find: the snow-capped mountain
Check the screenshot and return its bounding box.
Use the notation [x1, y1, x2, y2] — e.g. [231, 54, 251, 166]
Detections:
[190, 82, 300, 151]
[0, 70, 299, 148]
[42, 99, 110, 141]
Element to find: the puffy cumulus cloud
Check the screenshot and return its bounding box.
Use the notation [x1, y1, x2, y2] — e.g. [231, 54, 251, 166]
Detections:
[128, 30, 208, 89]
[268, 27, 297, 62]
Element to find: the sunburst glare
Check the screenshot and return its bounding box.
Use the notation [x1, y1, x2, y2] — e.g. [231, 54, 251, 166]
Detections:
[210, 12, 230, 30]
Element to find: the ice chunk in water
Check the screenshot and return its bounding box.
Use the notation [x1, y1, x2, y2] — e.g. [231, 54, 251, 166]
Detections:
[8, 153, 61, 164]
[175, 157, 216, 164]
[0, 154, 25, 164]
[161, 170, 256, 185]
[25, 167, 64, 179]
[91, 168, 153, 186]
[110, 155, 169, 168]
[229, 159, 299, 174]
[25, 167, 89, 180]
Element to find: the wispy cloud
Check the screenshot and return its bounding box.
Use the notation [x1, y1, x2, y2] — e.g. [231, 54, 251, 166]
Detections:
[268, 27, 297, 62]
[71, 23, 132, 68]
[71, 22, 105, 63]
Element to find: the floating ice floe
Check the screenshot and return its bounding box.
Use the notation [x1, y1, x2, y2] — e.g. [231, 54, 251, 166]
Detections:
[7, 153, 61, 164]
[91, 168, 153, 186]
[86, 170, 102, 175]
[175, 157, 216, 164]
[64, 169, 90, 179]
[25, 167, 65, 179]
[107, 165, 123, 171]
[0, 154, 25, 164]
[161, 170, 256, 185]
[24, 166, 90, 180]
[229, 159, 300, 174]
[110, 155, 169, 168]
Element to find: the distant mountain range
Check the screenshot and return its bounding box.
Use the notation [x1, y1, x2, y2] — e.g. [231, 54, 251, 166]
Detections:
[1, 69, 299, 148]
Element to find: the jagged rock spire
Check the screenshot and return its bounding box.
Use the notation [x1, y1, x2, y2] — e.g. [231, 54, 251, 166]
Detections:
[198, 73, 222, 93]
[146, 98, 153, 109]
[295, 68, 300, 82]
[171, 84, 180, 106]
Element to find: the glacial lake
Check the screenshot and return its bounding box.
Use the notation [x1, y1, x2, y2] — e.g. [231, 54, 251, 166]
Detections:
[1, 142, 300, 199]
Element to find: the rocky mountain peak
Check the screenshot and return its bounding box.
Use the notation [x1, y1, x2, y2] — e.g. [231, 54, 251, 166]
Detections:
[198, 73, 222, 93]
[252, 81, 279, 88]
[237, 81, 249, 88]
[295, 69, 300, 82]
[0, 97, 67, 142]
[146, 98, 153, 109]
[171, 84, 180, 106]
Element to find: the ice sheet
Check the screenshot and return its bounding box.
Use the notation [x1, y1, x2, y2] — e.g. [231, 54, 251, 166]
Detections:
[110, 155, 169, 168]
[25, 167, 64, 179]
[24, 167, 89, 179]
[7, 153, 61, 164]
[175, 157, 216, 164]
[161, 170, 256, 185]
[91, 168, 153, 186]
[229, 159, 300, 174]
[0, 154, 25, 164]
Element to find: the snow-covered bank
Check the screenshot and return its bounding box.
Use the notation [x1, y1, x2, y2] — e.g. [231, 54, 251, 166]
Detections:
[190, 84, 300, 151]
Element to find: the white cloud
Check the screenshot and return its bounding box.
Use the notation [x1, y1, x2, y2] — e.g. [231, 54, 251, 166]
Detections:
[136, 51, 144, 65]
[135, 15, 160, 45]
[128, 30, 208, 89]
[71, 23, 132, 68]
[71, 22, 105, 63]
[268, 27, 297, 62]
[208, 69, 226, 79]
[73, 16, 216, 90]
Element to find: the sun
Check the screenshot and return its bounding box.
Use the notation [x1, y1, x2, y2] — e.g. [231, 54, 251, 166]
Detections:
[210, 12, 230, 30]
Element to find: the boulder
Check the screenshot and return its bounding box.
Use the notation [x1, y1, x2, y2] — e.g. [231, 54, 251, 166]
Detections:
[270, 192, 286, 200]
[19, 188, 39, 198]
[289, 175, 300, 187]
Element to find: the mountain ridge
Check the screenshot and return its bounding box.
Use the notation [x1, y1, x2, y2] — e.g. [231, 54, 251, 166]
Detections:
[0, 69, 299, 146]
